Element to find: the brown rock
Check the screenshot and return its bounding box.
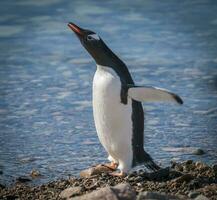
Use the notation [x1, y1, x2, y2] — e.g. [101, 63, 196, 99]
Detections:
[71, 183, 136, 200]
[59, 186, 82, 199]
[80, 164, 113, 178]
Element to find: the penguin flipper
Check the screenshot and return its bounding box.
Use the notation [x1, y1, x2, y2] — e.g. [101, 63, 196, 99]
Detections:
[128, 85, 183, 104]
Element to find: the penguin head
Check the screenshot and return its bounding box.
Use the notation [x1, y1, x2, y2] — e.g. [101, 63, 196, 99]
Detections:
[68, 22, 112, 66]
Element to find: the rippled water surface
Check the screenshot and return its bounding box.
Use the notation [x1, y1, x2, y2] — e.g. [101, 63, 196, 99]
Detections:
[0, 0, 217, 185]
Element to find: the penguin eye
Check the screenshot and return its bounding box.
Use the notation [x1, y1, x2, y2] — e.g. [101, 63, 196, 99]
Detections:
[87, 35, 93, 40]
[87, 34, 100, 41]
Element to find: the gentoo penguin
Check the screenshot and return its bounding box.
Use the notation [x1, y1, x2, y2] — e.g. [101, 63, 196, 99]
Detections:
[68, 22, 183, 177]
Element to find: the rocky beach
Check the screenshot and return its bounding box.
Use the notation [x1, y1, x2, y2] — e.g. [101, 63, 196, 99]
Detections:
[0, 160, 216, 200]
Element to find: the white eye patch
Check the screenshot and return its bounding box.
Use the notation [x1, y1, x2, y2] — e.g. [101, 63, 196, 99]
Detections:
[90, 34, 100, 40]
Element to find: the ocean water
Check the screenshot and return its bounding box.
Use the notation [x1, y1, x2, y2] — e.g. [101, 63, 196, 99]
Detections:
[0, 0, 217, 185]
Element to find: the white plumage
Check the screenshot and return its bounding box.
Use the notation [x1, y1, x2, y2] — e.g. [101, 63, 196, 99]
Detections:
[93, 65, 133, 173]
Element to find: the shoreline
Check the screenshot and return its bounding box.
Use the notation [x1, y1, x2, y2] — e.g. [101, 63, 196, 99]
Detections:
[0, 160, 217, 199]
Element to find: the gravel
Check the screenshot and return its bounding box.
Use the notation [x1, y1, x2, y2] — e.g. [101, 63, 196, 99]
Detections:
[0, 160, 216, 200]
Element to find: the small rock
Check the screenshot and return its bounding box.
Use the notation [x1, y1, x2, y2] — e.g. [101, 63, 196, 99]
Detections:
[30, 169, 41, 178]
[80, 164, 113, 178]
[188, 191, 200, 198]
[194, 194, 209, 200]
[72, 183, 136, 200]
[0, 170, 3, 175]
[59, 186, 82, 199]
[192, 149, 205, 155]
[137, 191, 180, 200]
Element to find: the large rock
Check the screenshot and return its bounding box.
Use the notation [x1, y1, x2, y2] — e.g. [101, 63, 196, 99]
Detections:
[137, 191, 184, 200]
[71, 183, 136, 200]
[59, 186, 82, 199]
[80, 164, 113, 178]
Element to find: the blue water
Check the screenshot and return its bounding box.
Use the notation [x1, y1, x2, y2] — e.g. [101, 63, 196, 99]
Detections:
[0, 0, 217, 185]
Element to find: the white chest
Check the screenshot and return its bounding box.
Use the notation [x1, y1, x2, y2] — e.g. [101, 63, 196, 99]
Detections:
[92, 65, 132, 158]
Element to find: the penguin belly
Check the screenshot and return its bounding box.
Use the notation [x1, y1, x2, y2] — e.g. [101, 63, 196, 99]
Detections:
[93, 65, 133, 173]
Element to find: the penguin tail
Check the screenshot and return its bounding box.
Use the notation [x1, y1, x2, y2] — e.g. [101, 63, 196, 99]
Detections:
[142, 151, 161, 171]
[144, 159, 161, 171]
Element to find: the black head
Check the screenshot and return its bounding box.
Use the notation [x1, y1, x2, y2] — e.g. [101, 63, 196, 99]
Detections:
[68, 22, 108, 64]
[68, 22, 134, 83]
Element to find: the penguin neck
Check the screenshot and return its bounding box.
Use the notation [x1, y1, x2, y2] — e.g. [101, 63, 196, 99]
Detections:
[90, 40, 124, 68]
[89, 41, 134, 84]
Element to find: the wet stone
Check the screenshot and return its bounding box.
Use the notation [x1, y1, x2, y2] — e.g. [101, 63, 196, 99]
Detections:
[192, 149, 205, 155]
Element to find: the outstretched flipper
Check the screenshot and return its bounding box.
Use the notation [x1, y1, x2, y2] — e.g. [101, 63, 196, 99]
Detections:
[128, 85, 183, 104]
